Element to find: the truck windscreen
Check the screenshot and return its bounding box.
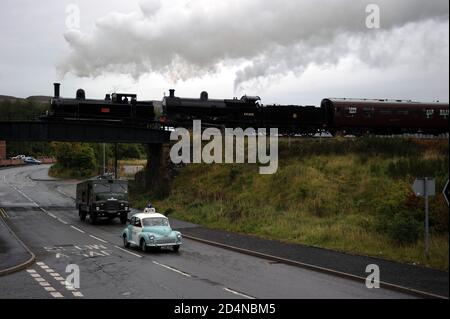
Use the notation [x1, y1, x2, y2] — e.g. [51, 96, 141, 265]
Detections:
[93, 183, 127, 193]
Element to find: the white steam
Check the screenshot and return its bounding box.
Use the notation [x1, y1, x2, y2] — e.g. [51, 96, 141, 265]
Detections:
[59, 0, 449, 93]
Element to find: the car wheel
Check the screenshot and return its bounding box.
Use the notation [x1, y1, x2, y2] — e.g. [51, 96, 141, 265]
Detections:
[172, 245, 180, 252]
[123, 235, 130, 248]
[140, 239, 147, 253]
[79, 209, 86, 221]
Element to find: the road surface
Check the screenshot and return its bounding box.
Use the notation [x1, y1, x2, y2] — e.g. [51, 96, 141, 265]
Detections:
[0, 165, 413, 299]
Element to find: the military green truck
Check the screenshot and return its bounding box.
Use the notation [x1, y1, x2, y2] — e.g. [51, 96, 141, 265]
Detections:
[76, 177, 130, 224]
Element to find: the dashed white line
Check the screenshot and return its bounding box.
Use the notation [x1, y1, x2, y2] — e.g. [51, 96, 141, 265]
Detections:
[27, 268, 63, 298]
[113, 245, 143, 258]
[152, 261, 192, 277]
[223, 287, 255, 299]
[50, 292, 64, 298]
[57, 218, 68, 225]
[72, 291, 84, 297]
[70, 226, 85, 234]
[89, 235, 108, 243]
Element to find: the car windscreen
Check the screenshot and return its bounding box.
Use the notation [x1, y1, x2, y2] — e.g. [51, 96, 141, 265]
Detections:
[142, 217, 169, 227]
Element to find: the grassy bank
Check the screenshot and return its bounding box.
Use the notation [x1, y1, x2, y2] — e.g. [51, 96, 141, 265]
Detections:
[131, 137, 449, 270]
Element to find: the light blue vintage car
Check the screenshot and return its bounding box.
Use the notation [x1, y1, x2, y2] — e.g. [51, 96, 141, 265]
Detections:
[122, 210, 182, 252]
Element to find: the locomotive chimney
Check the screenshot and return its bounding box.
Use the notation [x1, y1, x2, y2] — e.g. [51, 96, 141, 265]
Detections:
[53, 83, 60, 98]
[169, 89, 175, 98]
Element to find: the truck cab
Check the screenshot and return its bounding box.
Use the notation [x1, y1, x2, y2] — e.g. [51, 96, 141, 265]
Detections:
[76, 176, 130, 224]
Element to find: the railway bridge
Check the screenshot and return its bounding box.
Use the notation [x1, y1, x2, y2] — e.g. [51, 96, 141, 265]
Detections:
[0, 120, 172, 194]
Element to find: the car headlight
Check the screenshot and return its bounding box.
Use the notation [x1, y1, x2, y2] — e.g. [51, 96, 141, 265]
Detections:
[149, 235, 155, 241]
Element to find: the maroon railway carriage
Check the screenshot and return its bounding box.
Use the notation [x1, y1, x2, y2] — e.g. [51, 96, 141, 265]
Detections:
[321, 98, 449, 136]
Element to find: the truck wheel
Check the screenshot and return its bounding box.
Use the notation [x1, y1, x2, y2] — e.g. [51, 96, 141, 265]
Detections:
[90, 212, 97, 225]
[172, 245, 180, 252]
[79, 209, 87, 221]
[140, 239, 147, 253]
[123, 235, 130, 248]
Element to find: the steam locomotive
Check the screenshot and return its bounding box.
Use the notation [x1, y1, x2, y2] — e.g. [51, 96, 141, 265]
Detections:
[46, 83, 155, 126]
[44, 83, 449, 136]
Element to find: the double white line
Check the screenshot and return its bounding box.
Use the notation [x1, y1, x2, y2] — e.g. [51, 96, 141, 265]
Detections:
[0, 208, 9, 218]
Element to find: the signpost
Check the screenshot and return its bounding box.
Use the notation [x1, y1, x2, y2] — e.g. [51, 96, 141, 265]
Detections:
[412, 178, 435, 259]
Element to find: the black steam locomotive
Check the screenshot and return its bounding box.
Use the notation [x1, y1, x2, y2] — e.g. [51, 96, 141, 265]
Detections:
[44, 83, 449, 136]
[45, 83, 155, 126]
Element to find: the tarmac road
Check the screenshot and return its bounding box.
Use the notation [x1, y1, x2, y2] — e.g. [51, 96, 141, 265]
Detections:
[0, 165, 414, 299]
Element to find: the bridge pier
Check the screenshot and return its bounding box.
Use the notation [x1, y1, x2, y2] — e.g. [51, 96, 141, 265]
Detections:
[136, 143, 172, 197]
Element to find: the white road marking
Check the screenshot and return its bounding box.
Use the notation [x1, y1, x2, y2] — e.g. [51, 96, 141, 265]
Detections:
[70, 226, 85, 233]
[40, 265, 49, 269]
[44, 287, 56, 292]
[36, 262, 45, 266]
[31, 274, 41, 278]
[152, 261, 192, 277]
[26, 269, 36, 273]
[47, 213, 57, 218]
[9, 184, 39, 207]
[50, 273, 59, 277]
[35, 278, 45, 282]
[113, 245, 142, 258]
[54, 277, 64, 281]
[223, 287, 255, 299]
[50, 292, 64, 298]
[89, 235, 108, 243]
[57, 218, 68, 225]
[39, 282, 51, 287]
[72, 291, 84, 297]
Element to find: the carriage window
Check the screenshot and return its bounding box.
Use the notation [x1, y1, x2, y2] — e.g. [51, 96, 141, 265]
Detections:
[363, 108, 374, 118]
[425, 109, 434, 119]
[348, 107, 357, 114]
[440, 109, 449, 118]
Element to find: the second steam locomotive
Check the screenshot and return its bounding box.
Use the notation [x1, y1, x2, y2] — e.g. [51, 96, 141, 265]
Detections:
[44, 83, 449, 136]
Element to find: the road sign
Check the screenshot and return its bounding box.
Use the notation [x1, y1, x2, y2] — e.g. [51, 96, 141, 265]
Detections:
[443, 180, 449, 206]
[412, 177, 436, 259]
[412, 178, 435, 197]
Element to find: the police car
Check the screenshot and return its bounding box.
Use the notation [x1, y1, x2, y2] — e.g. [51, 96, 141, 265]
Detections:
[122, 207, 182, 252]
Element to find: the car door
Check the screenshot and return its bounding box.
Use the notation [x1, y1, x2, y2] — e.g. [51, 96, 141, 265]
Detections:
[127, 217, 135, 243]
[131, 217, 142, 243]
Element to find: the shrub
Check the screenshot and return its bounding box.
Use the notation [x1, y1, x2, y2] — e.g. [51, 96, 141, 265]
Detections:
[386, 213, 422, 245]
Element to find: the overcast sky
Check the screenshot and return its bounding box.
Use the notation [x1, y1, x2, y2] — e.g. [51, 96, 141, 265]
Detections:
[0, 0, 448, 105]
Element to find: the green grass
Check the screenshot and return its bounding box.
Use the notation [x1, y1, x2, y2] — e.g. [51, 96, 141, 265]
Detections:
[129, 137, 449, 271]
[49, 163, 96, 179]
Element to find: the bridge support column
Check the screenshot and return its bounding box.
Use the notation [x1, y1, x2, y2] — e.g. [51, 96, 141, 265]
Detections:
[138, 143, 171, 197]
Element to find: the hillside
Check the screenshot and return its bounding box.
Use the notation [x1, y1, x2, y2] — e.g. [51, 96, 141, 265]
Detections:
[130, 137, 449, 270]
